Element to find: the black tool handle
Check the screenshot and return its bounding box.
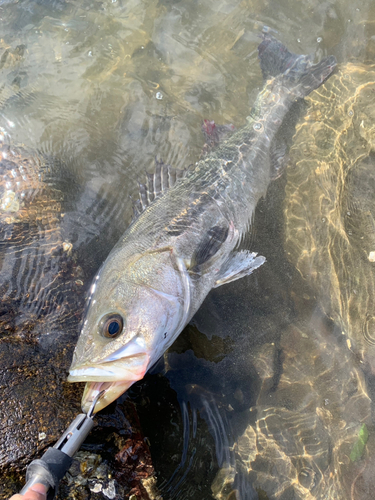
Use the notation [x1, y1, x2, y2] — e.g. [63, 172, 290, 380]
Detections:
[20, 448, 72, 499]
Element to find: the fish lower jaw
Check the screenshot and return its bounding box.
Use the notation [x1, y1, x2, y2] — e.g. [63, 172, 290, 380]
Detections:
[81, 380, 136, 413]
[68, 355, 150, 412]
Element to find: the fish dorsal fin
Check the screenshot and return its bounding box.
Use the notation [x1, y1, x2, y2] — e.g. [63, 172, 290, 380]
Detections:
[132, 160, 187, 220]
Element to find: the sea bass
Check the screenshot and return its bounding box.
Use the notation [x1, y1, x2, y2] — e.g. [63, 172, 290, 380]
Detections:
[68, 34, 336, 412]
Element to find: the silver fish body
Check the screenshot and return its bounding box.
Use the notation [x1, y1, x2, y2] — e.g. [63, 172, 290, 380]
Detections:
[68, 34, 336, 412]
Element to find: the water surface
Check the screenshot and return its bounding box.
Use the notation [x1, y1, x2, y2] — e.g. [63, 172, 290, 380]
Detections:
[1, 0, 375, 499]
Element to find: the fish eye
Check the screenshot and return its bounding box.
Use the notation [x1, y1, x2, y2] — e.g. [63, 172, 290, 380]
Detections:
[100, 314, 124, 339]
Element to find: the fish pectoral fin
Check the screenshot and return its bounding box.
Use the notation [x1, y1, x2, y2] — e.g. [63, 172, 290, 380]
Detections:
[214, 250, 265, 288]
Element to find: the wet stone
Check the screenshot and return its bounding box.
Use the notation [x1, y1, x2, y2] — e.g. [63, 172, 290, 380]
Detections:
[56, 401, 158, 499]
[0, 134, 158, 498]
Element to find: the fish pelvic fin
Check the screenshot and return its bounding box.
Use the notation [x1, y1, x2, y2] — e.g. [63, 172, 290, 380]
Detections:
[214, 250, 265, 288]
[258, 32, 337, 98]
[132, 159, 188, 220]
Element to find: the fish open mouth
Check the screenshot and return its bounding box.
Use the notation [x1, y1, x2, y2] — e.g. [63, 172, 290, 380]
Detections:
[80, 380, 135, 413]
[68, 353, 150, 412]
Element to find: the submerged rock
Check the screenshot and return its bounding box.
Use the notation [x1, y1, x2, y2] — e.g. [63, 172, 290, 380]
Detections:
[0, 139, 157, 497]
[212, 315, 372, 500]
[0, 139, 85, 482]
[284, 62, 375, 373]
[56, 402, 157, 499]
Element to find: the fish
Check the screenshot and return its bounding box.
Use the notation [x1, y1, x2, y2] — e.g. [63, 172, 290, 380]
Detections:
[68, 33, 337, 413]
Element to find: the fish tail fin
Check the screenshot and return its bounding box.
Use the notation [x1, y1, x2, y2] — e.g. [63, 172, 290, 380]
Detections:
[258, 32, 336, 98]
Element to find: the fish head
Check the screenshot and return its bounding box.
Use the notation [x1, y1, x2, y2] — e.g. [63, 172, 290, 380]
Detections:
[68, 247, 190, 412]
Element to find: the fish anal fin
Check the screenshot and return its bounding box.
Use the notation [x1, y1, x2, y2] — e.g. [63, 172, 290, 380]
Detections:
[214, 250, 265, 288]
[132, 159, 187, 221]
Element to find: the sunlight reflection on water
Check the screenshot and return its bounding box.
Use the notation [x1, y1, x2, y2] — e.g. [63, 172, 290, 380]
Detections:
[1, 0, 375, 498]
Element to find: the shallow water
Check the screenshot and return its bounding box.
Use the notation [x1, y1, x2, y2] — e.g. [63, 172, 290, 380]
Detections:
[1, 0, 375, 499]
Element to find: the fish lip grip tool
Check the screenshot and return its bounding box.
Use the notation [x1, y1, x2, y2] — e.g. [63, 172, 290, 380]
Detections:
[20, 391, 104, 499]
